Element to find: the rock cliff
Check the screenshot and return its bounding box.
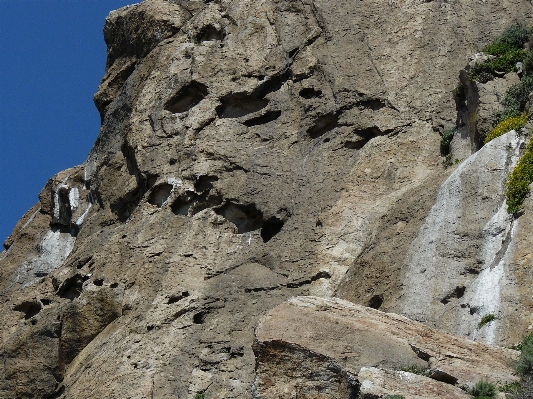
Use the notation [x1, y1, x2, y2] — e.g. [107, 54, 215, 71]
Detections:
[1, 0, 533, 398]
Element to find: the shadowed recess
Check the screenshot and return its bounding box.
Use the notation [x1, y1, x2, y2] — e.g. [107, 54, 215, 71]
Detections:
[307, 114, 338, 139]
[165, 82, 208, 114]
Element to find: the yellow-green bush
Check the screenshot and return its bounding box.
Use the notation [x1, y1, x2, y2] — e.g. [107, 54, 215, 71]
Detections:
[506, 135, 533, 214]
[484, 113, 528, 144]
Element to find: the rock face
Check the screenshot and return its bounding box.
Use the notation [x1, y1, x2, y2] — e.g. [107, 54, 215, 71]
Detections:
[254, 296, 518, 399]
[1, 0, 533, 398]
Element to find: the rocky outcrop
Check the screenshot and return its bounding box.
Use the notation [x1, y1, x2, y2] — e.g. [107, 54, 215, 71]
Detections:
[254, 296, 518, 399]
[2, 0, 533, 398]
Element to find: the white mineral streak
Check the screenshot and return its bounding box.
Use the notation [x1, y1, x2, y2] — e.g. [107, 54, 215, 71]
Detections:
[76, 202, 92, 226]
[15, 229, 76, 288]
[69, 187, 79, 210]
[401, 131, 523, 344]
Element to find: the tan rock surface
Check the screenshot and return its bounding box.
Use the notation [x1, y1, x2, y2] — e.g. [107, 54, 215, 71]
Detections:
[254, 296, 519, 392]
[1, 0, 533, 397]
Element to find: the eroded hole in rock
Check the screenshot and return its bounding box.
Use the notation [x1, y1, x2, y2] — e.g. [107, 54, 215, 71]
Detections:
[357, 98, 387, 111]
[307, 114, 338, 139]
[215, 203, 263, 234]
[344, 126, 387, 150]
[368, 294, 384, 310]
[440, 286, 466, 305]
[299, 87, 322, 99]
[243, 110, 282, 127]
[216, 96, 269, 118]
[148, 183, 173, 207]
[41, 299, 51, 306]
[196, 25, 225, 42]
[111, 187, 142, 222]
[165, 82, 208, 114]
[13, 301, 42, 320]
[193, 311, 207, 324]
[195, 175, 218, 193]
[110, 283, 119, 289]
[344, 140, 366, 150]
[429, 370, 458, 385]
[93, 279, 104, 287]
[261, 217, 284, 243]
[171, 191, 197, 216]
[57, 274, 90, 300]
[167, 291, 190, 304]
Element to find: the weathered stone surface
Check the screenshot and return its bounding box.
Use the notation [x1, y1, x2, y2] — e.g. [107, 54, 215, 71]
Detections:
[358, 367, 471, 399]
[254, 296, 519, 395]
[1, 0, 533, 397]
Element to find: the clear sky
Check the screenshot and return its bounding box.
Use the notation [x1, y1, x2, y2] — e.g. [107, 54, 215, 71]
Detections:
[0, 1, 136, 245]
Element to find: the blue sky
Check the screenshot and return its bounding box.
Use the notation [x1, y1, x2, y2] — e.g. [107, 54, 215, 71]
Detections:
[0, 1, 135, 245]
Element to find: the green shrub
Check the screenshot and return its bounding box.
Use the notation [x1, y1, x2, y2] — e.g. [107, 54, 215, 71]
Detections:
[516, 332, 533, 374]
[470, 380, 497, 398]
[485, 23, 531, 53]
[484, 113, 528, 143]
[499, 76, 533, 121]
[400, 364, 430, 376]
[470, 49, 526, 80]
[384, 396, 405, 399]
[194, 394, 205, 399]
[478, 313, 497, 328]
[499, 381, 523, 394]
[524, 51, 533, 76]
[440, 127, 456, 156]
[506, 135, 533, 214]
[470, 24, 531, 81]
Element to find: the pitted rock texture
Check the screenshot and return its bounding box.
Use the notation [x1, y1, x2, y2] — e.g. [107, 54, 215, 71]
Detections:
[1, 0, 533, 398]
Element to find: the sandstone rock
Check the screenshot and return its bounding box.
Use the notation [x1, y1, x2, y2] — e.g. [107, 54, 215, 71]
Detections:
[2, 0, 533, 397]
[254, 296, 519, 396]
[358, 367, 471, 399]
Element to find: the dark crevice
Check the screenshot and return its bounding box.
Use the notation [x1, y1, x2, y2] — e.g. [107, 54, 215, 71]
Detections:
[260, 217, 284, 243]
[56, 274, 90, 301]
[165, 81, 208, 114]
[167, 291, 190, 304]
[216, 70, 291, 118]
[440, 286, 466, 305]
[216, 97, 269, 118]
[171, 190, 223, 217]
[429, 370, 458, 385]
[195, 175, 218, 193]
[245, 271, 331, 293]
[193, 311, 207, 324]
[195, 25, 225, 42]
[93, 279, 104, 287]
[243, 110, 282, 127]
[356, 98, 387, 111]
[409, 344, 431, 362]
[299, 87, 322, 99]
[307, 114, 338, 139]
[215, 203, 263, 234]
[13, 301, 42, 320]
[344, 126, 391, 150]
[148, 183, 174, 207]
[368, 294, 384, 310]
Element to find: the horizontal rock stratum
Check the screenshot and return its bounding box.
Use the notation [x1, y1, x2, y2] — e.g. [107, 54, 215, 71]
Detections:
[254, 296, 519, 398]
[1, 0, 533, 397]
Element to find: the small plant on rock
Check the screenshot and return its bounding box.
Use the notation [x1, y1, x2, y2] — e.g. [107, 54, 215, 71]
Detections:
[478, 313, 497, 328]
[384, 395, 405, 399]
[516, 332, 533, 375]
[470, 379, 497, 398]
[469, 23, 531, 81]
[440, 127, 456, 156]
[484, 112, 528, 144]
[506, 134, 533, 214]
[400, 364, 430, 377]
